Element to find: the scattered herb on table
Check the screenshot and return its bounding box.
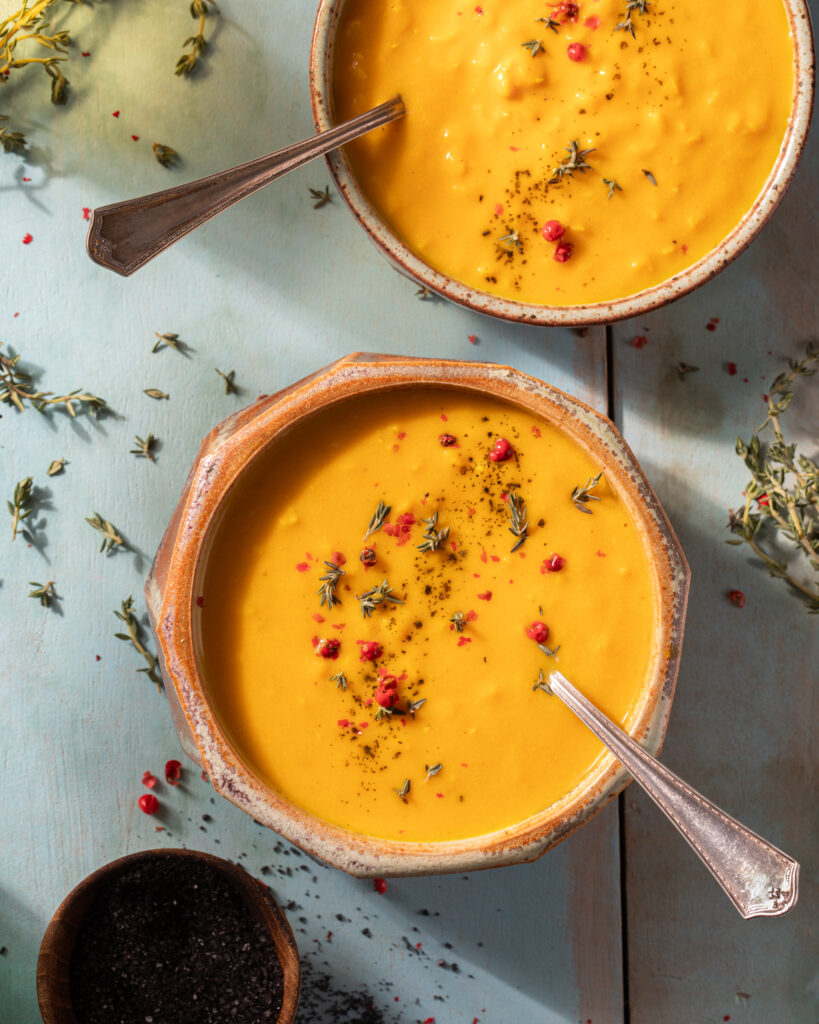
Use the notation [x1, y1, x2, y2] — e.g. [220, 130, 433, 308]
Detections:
[728, 343, 819, 612]
[86, 512, 125, 554]
[29, 579, 55, 607]
[1, 344, 106, 416]
[318, 560, 345, 609]
[309, 185, 332, 208]
[114, 596, 162, 690]
[152, 142, 178, 167]
[418, 510, 450, 552]
[615, 0, 651, 38]
[356, 578, 404, 617]
[130, 433, 158, 461]
[535, 16, 560, 32]
[144, 388, 169, 400]
[47, 458, 67, 476]
[363, 499, 391, 541]
[415, 285, 432, 300]
[215, 368, 238, 394]
[571, 471, 603, 513]
[8, 476, 33, 541]
[550, 140, 595, 182]
[152, 331, 184, 353]
[175, 0, 218, 77]
[676, 362, 699, 380]
[506, 490, 528, 552]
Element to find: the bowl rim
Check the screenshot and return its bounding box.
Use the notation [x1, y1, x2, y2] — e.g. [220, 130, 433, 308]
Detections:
[308, 0, 815, 327]
[147, 354, 690, 876]
[35, 847, 301, 1024]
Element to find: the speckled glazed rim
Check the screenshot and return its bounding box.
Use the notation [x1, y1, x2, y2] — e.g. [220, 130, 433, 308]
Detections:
[309, 0, 815, 327]
[146, 354, 690, 877]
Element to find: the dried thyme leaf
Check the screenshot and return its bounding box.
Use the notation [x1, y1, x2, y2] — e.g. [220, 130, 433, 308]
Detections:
[318, 561, 345, 609]
[175, 0, 217, 76]
[363, 499, 391, 541]
[130, 433, 158, 462]
[144, 389, 169, 400]
[418, 510, 450, 552]
[309, 186, 332, 208]
[114, 596, 162, 691]
[152, 331, 183, 353]
[47, 458, 67, 476]
[615, 0, 650, 38]
[424, 763, 442, 782]
[215, 368, 238, 394]
[450, 611, 466, 633]
[393, 778, 411, 803]
[521, 39, 543, 57]
[538, 642, 561, 660]
[86, 512, 125, 554]
[675, 362, 699, 380]
[8, 477, 33, 541]
[499, 230, 523, 253]
[642, 168, 658, 186]
[356, 578, 404, 618]
[506, 491, 528, 552]
[152, 142, 179, 167]
[571, 471, 603, 513]
[29, 580, 55, 607]
[603, 178, 623, 199]
[550, 140, 595, 182]
[533, 668, 553, 693]
[331, 672, 348, 691]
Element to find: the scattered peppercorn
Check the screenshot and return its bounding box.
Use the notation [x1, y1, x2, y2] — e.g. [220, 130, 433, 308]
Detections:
[728, 590, 746, 608]
[526, 621, 550, 644]
[488, 437, 513, 462]
[374, 878, 387, 894]
[543, 554, 566, 573]
[357, 640, 383, 663]
[541, 219, 565, 242]
[553, 242, 573, 263]
[567, 42, 586, 61]
[314, 637, 341, 659]
[439, 433, 457, 447]
[138, 794, 159, 815]
[360, 546, 377, 566]
[164, 759, 182, 786]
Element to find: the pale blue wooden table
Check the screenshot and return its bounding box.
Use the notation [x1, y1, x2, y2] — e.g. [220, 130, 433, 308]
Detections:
[1, 2, 816, 1022]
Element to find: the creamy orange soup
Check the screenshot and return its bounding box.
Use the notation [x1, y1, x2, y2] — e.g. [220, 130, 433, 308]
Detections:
[200, 390, 658, 842]
[332, 0, 795, 306]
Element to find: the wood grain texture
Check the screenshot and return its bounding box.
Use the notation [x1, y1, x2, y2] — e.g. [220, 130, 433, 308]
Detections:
[0, 2, 621, 1022]
[612, 64, 819, 1021]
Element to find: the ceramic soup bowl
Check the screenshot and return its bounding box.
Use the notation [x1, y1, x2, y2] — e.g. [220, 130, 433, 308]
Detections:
[146, 354, 689, 876]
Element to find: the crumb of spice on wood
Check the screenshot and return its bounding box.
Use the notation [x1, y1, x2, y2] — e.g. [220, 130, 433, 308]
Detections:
[69, 854, 284, 1024]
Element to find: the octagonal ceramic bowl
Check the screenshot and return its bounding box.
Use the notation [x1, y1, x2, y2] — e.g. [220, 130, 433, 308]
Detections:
[309, 0, 814, 327]
[145, 354, 689, 876]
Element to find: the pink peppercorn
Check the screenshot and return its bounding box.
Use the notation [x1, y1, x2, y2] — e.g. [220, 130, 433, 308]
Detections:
[439, 433, 457, 447]
[543, 554, 566, 573]
[567, 43, 586, 61]
[138, 794, 159, 815]
[489, 437, 514, 462]
[553, 242, 573, 263]
[541, 219, 565, 242]
[526, 621, 550, 644]
[357, 640, 383, 662]
[314, 637, 341, 660]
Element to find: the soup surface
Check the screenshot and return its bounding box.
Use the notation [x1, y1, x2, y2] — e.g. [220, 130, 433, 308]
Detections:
[200, 390, 658, 842]
[332, 0, 795, 306]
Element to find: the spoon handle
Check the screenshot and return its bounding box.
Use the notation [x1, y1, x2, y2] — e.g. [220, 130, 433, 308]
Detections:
[86, 95, 405, 277]
[549, 671, 799, 919]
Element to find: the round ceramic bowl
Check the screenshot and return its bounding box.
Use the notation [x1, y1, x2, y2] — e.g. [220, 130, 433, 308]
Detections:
[36, 848, 301, 1024]
[309, 0, 814, 327]
[145, 354, 689, 877]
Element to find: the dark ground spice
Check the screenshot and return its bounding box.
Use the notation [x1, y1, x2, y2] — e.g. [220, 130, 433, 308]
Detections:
[70, 854, 284, 1024]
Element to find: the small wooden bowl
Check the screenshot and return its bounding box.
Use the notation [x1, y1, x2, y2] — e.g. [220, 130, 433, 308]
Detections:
[36, 848, 300, 1024]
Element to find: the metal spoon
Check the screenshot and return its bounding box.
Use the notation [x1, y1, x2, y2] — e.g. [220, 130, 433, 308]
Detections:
[86, 95, 405, 277]
[548, 671, 799, 919]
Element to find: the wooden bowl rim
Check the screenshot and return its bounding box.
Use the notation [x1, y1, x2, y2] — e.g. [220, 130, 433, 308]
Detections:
[36, 847, 300, 1024]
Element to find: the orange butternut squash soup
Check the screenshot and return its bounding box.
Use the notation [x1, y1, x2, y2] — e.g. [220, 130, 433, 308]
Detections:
[199, 390, 658, 842]
[332, 0, 795, 306]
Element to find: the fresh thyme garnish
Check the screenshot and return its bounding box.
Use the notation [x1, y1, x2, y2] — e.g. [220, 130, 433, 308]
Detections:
[533, 669, 553, 694]
[551, 140, 595, 182]
[418, 510, 450, 552]
[309, 186, 332, 208]
[318, 560, 346, 609]
[603, 178, 623, 199]
[152, 142, 179, 167]
[130, 433, 158, 462]
[615, 0, 650, 38]
[675, 362, 699, 380]
[415, 286, 432, 300]
[175, 0, 217, 77]
[506, 490, 528, 552]
[215, 368, 238, 394]
[499, 230, 523, 253]
[407, 697, 426, 718]
[450, 611, 466, 633]
[331, 672, 348, 691]
[86, 512, 125, 554]
[1, 344, 106, 416]
[47, 458, 67, 476]
[8, 477, 33, 541]
[728, 343, 819, 612]
[522, 39, 544, 57]
[571, 471, 603, 513]
[424, 763, 443, 782]
[29, 580, 55, 607]
[538, 642, 561, 660]
[152, 331, 184, 353]
[363, 499, 391, 541]
[356, 578, 404, 618]
[642, 168, 658, 186]
[144, 389, 169, 400]
[535, 16, 560, 32]
[114, 596, 162, 692]
[393, 778, 411, 803]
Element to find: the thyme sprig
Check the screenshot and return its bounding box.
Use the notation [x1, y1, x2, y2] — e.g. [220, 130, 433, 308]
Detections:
[153, 142, 179, 167]
[728, 343, 819, 612]
[418, 510, 450, 552]
[1, 344, 106, 416]
[309, 186, 332, 208]
[533, 669, 553, 694]
[393, 778, 411, 803]
[114, 596, 162, 692]
[551, 140, 595, 182]
[603, 178, 622, 199]
[571, 471, 603, 513]
[538, 642, 561, 660]
[363, 499, 391, 541]
[175, 0, 217, 76]
[130, 433, 158, 461]
[29, 579, 55, 607]
[318, 560, 345, 609]
[8, 477, 33, 541]
[506, 490, 528, 552]
[86, 512, 125, 554]
[356, 578, 404, 618]
[450, 610, 466, 633]
[522, 39, 543, 57]
[535, 16, 560, 32]
[215, 368, 238, 394]
[331, 671, 348, 691]
[424, 763, 442, 782]
[499, 230, 523, 253]
[615, 0, 650, 38]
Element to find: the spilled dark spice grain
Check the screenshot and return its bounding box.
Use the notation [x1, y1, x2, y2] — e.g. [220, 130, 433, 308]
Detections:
[70, 854, 284, 1024]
